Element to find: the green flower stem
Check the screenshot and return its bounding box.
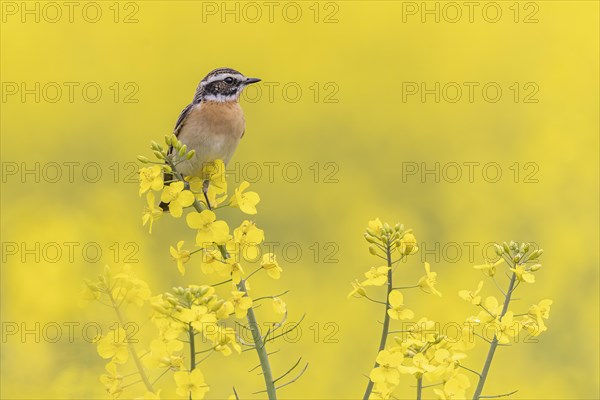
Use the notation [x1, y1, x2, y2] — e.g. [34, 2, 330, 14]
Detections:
[108, 292, 154, 393]
[189, 324, 196, 370]
[238, 279, 277, 400]
[362, 243, 393, 400]
[416, 376, 423, 400]
[169, 164, 276, 399]
[188, 323, 196, 400]
[471, 271, 518, 400]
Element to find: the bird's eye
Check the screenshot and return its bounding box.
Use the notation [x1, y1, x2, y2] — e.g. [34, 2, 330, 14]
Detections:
[224, 77, 235, 84]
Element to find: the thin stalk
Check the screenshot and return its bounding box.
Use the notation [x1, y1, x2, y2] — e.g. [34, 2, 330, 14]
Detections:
[108, 293, 153, 392]
[189, 324, 196, 370]
[362, 243, 393, 400]
[472, 271, 517, 400]
[238, 279, 277, 400]
[188, 323, 195, 400]
[417, 376, 423, 400]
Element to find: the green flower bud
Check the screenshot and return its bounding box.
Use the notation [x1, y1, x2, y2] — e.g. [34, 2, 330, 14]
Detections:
[530, 263, 542, 271]
[368, 245, 378, 255]
[364, 233, 378, 244]
[172, 139, 182, 151]
[178, 144, 187, 157]
[173, 286, 184, 294]
[197, 285, 210, 296]
[502, 242, 511, 254]
[186, 149, 196, 160]
[166, 296, 179, 306]
[210, 299, 225, 312]
[151, 303, 168, 314]
[495, 244, 504, 255]
[522, 243, 530, 253]
[137, 155, 150, 163]
[150, 140, 163, 151]
[153, 150, 165, 160]
[366, 228, 379, 238]
[528, 249, 543, 260]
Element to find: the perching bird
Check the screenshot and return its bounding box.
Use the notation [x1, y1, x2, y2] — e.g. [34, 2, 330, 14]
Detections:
[160, 67, 261, 209]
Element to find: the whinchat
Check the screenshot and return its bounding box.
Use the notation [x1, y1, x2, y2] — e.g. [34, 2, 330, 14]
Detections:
[162, 67, 260, 208]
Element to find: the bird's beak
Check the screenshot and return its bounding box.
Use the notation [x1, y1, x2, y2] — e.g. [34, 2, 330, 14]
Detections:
[245, 77, 261, 85]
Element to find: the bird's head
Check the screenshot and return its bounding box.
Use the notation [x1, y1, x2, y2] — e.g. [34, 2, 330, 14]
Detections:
[197, 67, 261, 102]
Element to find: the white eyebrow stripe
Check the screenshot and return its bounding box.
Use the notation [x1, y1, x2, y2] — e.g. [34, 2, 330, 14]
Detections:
[203, 93, 239, 102]
[201, 73, 245, 86]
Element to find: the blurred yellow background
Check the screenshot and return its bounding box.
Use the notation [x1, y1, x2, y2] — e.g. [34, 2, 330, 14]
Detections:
[1, 1, 598, 399]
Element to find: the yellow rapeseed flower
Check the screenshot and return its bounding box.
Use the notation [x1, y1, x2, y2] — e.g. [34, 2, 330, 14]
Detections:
[387, 291, 414, 320]
[174, 369, 209, 399]
[96, 327, 129, 364]
[229, 291, 253, 318]
[160, 181, 195, 218]
[186, 210, 229, 245]
[399, 233, 418, 255]
[510, 264, 535, 283]
[142, 192, 163, 233]
[458, 280, 483, 305]
[418, 262, 442, 297]
[139, 165, 164, 196]
[362, 266, 390, 287]
[273, 297, 287, 314]
[169, 240, 190, 275]
[474, 258, 504, 277]
[261, 253, 282, 279]
[229, 181, 260, 214]
[369, 350, 404, 386]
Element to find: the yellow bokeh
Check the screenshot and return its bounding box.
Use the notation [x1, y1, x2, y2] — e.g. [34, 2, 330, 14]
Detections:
[1, 1, 598, 399]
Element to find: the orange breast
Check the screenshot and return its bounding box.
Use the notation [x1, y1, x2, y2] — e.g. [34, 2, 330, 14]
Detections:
[175, 101, 245, 177]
